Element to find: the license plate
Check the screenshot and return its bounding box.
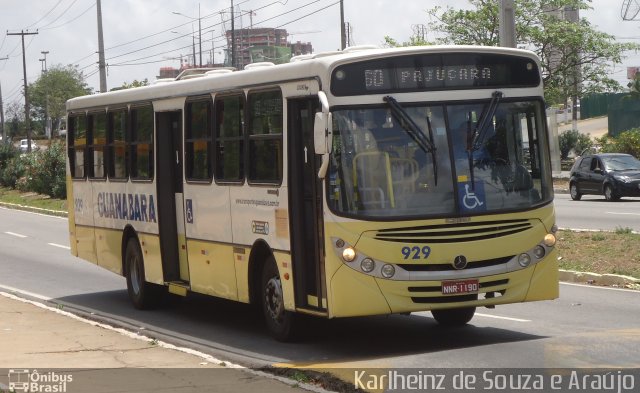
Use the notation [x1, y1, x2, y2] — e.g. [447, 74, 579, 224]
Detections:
[442, 279, 479, 295]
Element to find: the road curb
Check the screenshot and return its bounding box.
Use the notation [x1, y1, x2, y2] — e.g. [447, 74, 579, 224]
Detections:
[0, 201, 67, 217]
[559, 269, 640, 290]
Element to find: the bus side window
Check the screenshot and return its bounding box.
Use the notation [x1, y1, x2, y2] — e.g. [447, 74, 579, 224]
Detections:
[89, 111, 107, 179]
[185, 98, 213, 182]
[130, 104, 154, 180]
[69, 114, 88, 179]
[107, 109, 129, 180]
[214, 94, 244, 183]
[247, 89, 283, 185]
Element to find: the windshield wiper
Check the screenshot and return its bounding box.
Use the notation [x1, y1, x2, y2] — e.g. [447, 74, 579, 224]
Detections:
[469, 91, 503, 152]
[466, 90, 503, 189]
[384, 95, 438, 185]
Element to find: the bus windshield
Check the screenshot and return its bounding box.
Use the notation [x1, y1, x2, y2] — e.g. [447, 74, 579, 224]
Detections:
[328, 99, 553, 219]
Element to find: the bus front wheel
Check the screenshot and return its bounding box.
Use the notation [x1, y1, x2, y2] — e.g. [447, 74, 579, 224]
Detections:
[125, 237, 160, 310]
[261, 257, 297, 341]
[431, 307, 476, 326]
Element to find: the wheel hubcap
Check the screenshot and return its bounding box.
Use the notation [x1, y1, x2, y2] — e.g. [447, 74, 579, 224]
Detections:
[130, 255, 141, 295]
[265, 276, 284, 322]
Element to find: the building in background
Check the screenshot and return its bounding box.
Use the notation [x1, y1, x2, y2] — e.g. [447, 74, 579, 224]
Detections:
[225, 28, 313, 69]
[158, 28, 314, 78]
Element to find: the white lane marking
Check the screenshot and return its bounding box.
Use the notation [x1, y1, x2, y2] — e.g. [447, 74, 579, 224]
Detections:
[475, 313, 531, 322]
[48, 242, 70, 250]
[0, 284, 52, 301]
[561, 282, 640, 293]
[605, 212, 640, 216]
[4, 231, 27, 238]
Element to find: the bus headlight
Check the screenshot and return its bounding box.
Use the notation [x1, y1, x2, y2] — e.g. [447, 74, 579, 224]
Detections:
[361, 258, 375, 273]
[381, 264, 395, 278]
[544, 234, 557, 247]
[533, 245, 546, 259]
[342, 247, 356, 262]
[518, 253, 532, 267]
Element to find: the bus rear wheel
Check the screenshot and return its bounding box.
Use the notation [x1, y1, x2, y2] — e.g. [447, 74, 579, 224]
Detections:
[261, 257, 297, 341]
[125, 237, 161, 310]
[431, 307, 476, 326]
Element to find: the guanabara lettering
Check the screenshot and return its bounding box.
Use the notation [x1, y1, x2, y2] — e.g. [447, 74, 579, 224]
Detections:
[97, 192, 157, 223]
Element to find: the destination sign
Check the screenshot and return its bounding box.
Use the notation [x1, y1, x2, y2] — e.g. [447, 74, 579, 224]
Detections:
[331, 52, 540, 96]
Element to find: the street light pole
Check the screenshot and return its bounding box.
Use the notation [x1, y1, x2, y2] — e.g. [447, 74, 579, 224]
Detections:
[198, 3, 202, 66]
[173, 4, 203, 67]
[41, 50, 49, 72]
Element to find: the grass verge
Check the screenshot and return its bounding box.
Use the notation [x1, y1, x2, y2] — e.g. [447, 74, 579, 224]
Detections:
[556, 229, 640, 279]
[0, 186, 638, 279]
[0, 187, 67, 212]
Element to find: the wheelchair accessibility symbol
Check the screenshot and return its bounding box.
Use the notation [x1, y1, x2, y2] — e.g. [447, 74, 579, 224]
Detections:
[458, 182, 486, 212]
[463, 183, 484, 209]
[186, 199, 194, 223]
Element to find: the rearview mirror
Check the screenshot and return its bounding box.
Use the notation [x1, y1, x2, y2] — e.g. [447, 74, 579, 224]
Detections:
[314, 112, 327, 155]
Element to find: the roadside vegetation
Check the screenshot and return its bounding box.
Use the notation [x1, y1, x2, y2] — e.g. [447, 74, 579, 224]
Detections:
[0, 140, 67, 203]
[556, 229, 640, 279]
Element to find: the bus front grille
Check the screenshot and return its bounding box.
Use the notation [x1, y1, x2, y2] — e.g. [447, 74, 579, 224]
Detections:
[398, 256, 513, 272]
[374, 219, 532, 243]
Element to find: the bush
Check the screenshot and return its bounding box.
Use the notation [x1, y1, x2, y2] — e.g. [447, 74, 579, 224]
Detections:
[0, 141, 66, 199]
[598, 128, 640, 158]
[559, 130, 578, 160]
[559, 130, 594, 159]
[0, 154, 28, 189]
[25, 141, 67, 199]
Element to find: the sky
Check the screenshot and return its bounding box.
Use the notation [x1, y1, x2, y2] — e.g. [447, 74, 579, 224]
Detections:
[0, 0, 639, 109]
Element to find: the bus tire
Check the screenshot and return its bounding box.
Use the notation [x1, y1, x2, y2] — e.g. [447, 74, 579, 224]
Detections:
[431, 307, 476, 326]
[125, 237, 161, 310]
[261, 256, 297, 341]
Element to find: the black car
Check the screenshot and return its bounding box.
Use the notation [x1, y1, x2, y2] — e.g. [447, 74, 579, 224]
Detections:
[569, 153, 640, 201]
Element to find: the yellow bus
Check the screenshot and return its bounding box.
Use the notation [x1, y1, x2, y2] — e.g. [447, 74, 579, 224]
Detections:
[66, 46, 558, 341]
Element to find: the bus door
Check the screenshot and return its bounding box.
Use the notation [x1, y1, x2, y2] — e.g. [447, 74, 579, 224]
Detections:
[155, 110, 189, 284]
[287, 97, 326, 311]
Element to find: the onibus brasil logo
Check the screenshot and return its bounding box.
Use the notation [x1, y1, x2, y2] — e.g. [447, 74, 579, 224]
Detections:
[8, 369, 73, 392]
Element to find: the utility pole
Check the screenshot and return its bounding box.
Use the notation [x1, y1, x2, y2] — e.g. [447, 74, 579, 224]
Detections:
[41, 51, 51, 139]
[8, 30, 38, 152]
[340, 0, 346, 50]
[499, 0, 516, 48]
[0, 56, 6, 144]
[96, 0, 107, 92]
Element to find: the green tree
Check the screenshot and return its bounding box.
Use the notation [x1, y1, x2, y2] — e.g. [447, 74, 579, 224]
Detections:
[111, 79, 150, 91]
[28, 65, 92, 137]
[389, 1, 638, 107]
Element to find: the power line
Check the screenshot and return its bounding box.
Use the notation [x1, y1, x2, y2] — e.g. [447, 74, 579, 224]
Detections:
[38, 0, 80, 29]
[41, 2, 97, 31]
[109, 0, 326, 65]
[27, 0, 64, 28]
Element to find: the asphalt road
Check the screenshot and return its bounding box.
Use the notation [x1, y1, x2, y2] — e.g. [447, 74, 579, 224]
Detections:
[554, 193, 640, 232]
[1, 207, 639, 376]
